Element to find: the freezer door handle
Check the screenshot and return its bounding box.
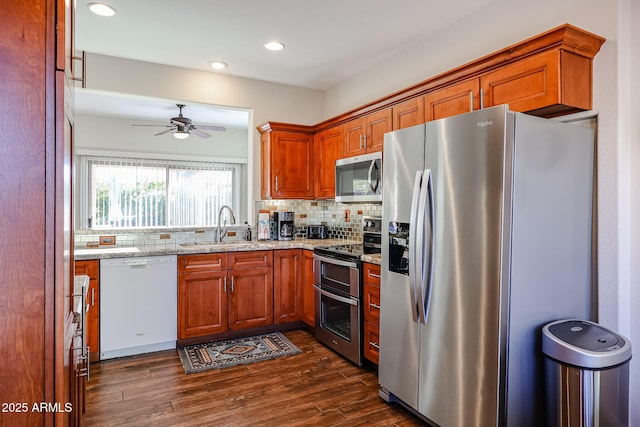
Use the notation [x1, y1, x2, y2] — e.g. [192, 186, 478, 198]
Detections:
[415, 169, 430, 324]
[408, 170, 422, 322]
[419, 169, 435, 325]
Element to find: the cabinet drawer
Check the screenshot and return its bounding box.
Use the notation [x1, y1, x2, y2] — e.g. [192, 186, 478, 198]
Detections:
[228, 250, 273, 269]
[363, 321, 380, 365]
[363, 282, 380, 324]
[363, 263, 381, 286]
[178, 253, 227, 273]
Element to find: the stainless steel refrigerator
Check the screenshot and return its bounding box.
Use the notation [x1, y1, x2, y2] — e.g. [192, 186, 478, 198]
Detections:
[378, 105, 594, 427]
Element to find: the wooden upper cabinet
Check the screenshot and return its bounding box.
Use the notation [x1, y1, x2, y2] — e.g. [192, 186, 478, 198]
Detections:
[258, 125, 315, 199]
[343, 108, 392, 157]
[425, 78, 480, 121]
[393, 96, 426, 130]
[56, 0, 74, 75]
[314, 126, 343, 198]
[481, 49, 592, 117]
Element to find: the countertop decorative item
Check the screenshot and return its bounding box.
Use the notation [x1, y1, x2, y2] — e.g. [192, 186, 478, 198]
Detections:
[257, 211, 270, 240]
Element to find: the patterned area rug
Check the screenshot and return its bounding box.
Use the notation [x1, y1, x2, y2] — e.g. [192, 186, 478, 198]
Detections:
[178, 332, 301, 374]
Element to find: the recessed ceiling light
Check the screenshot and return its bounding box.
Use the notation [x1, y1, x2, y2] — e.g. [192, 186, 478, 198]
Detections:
[264, 41, 285, 51]
[88, 3, 117, 17]
[210, 61, 228, 70]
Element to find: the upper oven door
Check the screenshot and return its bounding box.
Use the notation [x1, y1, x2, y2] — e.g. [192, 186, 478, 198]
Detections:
[313, 254, 360, 298]
[335, 152, 382, 203]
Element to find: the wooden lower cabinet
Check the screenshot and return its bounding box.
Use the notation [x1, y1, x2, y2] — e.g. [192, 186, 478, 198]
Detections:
[74, 260, 100, 363]
[178, 270, 228, 339]
[300, 250, 315, 327]
[273, 249, 302, 324]
[362, 263, 381, 365]
[178, 251, 274, 340]
[228, 267, 273, 330]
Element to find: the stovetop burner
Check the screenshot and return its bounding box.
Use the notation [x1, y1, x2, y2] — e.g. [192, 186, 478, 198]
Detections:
[313, 244, 363, 262]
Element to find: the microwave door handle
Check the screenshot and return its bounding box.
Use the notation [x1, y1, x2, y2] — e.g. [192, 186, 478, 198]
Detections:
[408, 170, 422, 323]
[368, 160, 379, 193]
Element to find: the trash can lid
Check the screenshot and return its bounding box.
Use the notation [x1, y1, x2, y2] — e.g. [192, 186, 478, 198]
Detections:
[542, 319, 632, 369]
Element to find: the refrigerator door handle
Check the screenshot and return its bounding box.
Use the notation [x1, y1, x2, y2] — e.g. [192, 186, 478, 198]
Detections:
[408, 170, 422, 322]
[419, 169, 435, 325]
[415, 169, 429, 324]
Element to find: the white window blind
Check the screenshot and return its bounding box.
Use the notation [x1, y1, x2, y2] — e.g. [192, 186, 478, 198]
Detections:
[83, 155, 241, 229]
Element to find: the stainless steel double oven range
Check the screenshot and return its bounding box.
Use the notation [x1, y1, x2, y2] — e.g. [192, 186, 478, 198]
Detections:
[313, 216, 381, 365]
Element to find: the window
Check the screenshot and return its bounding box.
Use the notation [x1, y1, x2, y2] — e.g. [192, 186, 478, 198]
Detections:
[80, 155, 242, 229]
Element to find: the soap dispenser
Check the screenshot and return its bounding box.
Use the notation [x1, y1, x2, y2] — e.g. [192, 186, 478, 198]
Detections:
[244, 221, 252, 241]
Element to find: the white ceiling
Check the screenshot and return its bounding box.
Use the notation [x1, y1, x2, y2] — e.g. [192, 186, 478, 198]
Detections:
[74, 0, 497, 125]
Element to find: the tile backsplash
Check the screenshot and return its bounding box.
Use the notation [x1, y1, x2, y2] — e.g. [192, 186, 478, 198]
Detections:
[255, 200, 381, 242]
[75, 200, 381, 249]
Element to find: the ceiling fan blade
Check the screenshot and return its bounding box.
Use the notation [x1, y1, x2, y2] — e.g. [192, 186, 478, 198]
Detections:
[154, 128, 175, 136]
[132, 124, 172, 127]
[190, 128, 211, 138]
[194, 125, 226, 132]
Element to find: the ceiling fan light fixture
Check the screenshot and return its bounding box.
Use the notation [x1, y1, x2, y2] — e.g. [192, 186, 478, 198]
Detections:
[264, 41, 285, 51]
[173, 130, 190, 140]
[88, 2, 117, 17]
[210, 61, 228, 70]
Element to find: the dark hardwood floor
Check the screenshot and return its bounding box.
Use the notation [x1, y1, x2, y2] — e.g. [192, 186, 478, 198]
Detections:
[86, 329, 426, 426]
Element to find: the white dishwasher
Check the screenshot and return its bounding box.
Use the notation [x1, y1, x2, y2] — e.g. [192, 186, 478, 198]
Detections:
[100, 255, 177, 360]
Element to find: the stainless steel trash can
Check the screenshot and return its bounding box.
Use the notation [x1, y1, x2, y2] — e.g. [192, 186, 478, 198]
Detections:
[542, 319, 632, 427]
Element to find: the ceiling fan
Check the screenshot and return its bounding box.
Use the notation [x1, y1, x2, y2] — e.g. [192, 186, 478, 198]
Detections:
[131, 104, 226, 139]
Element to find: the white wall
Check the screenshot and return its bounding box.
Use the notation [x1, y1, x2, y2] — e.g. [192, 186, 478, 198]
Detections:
[84, 53, 325, 205]
[325, 0, 638, 422]
[75, 113, 248, 161]
[625, 0, 640, 424]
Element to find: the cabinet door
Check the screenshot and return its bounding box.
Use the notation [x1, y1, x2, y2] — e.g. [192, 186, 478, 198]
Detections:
[228, 267, 273, 330]
[314, 126, 343, 198]
[273, 249, 302, 324]
[260, 132, 271, 199]
[271, 131, 314, 199]
[178, 271, 228, 339]
[393, 96, 426, 130]
[481, 49, 591, 116]
[364, 108, 392, 152]
[342, 118, 365, 157]
[363, 321, 380, 365]
[300, 250, 315, 327]
[75, 260, 100, 363]
[425, 78, 480, 121]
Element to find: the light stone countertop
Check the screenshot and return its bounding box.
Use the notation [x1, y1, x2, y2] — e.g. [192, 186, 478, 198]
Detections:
[73, 238, 381, 265]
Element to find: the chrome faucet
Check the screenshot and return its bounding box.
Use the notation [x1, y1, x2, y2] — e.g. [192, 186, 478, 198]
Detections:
[217, 205, 236, 243]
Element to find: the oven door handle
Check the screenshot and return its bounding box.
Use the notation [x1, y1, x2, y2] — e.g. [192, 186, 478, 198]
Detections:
[313, 254, 359, 269]
[314, 285, 358, 306]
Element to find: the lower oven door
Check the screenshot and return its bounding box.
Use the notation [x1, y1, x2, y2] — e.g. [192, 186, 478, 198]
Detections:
[314, 284, 361, 366]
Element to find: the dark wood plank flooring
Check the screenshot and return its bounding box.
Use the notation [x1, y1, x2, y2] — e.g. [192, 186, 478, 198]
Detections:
[86, 329, 426, 426]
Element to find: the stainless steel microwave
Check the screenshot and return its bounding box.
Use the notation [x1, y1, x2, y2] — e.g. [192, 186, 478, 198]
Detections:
[335, 152, 382, 203]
